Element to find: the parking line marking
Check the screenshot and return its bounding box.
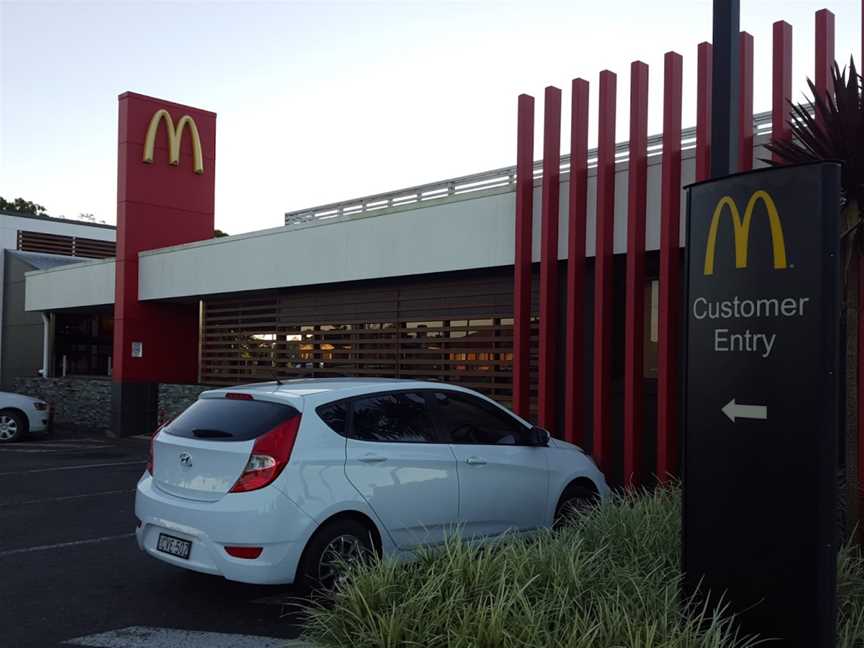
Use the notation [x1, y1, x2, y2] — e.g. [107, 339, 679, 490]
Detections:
[0, 488, 135, 508]
[3, 441, 110, 449]
[0, 532, 136, 558]
[0, 460, 145, 476]
[63, 626, 302, 647]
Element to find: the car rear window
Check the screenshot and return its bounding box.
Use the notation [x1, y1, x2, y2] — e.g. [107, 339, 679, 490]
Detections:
[164, 397, 299, 442]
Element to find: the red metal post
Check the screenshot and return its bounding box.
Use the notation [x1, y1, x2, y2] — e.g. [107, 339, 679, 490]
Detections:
[815, 9, 835, 108]
[772, 21, 793, 162]
[696, 42, 713, 182]
[592, 70, 617, 473]
[738, 32, 754, 171]
[623, 62, 649, 488]
[512, 94, 535, 419]
[657, 52, 683, 482]
[538, 86, 562, 434]
[563, 79, 590, 445]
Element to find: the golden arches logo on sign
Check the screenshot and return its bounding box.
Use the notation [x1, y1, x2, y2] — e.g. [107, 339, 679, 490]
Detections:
[703, 190, 788, 276]
[142, 109, 204, 175]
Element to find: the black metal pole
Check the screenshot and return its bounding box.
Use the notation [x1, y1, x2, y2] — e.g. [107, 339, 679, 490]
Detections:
[711, 0, 740, 178]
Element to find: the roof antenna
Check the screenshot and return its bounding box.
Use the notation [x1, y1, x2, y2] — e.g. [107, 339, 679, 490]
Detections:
[274, 373, 283, 386]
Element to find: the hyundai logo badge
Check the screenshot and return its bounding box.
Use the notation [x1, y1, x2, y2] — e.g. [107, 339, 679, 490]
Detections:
[179, 452, 192, 467]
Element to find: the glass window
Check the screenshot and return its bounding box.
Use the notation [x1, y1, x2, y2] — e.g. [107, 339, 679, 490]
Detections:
[165, 398, 298, 442]
[317, 401, 348, 437]
[432, 391, 527, 445]
[644, 279, 659, 378]
[350, 392, 436, 443]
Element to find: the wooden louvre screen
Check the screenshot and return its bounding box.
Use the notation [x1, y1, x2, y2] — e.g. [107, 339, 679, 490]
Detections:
[17, 230, 116, 259]
[200, 270, 540, 409]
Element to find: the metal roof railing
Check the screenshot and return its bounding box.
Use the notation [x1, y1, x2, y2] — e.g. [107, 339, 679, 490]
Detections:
[285, 111, 773, 227]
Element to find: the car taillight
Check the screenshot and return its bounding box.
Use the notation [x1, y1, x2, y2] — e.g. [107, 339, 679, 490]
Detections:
[229, 415, 301, 493]
[146, 425, 165, 475]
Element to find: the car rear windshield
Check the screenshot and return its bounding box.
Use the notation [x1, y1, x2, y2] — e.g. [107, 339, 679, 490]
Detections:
[164, 397, 299, 442]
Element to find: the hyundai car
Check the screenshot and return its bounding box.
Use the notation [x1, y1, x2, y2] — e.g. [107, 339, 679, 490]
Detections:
[135, 379, 608, 589]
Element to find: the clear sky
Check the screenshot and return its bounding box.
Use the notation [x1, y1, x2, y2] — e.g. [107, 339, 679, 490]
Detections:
[1, 0, 861, 234]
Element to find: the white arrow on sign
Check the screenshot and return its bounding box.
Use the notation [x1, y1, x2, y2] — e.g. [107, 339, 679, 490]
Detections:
[722, 398, 768, 422]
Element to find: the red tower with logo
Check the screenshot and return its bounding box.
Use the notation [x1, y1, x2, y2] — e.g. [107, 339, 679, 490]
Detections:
[112, 92, 216, 436]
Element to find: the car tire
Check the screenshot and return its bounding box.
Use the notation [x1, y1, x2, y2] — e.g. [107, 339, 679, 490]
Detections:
[298, 518, 376, 593]
[0, 409, 25, 443]
[554, 484, 598, 529]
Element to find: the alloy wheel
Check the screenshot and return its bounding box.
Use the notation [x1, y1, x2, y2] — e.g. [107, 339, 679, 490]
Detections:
[317, 534, 365, 591]
[0, 415, 18, 441]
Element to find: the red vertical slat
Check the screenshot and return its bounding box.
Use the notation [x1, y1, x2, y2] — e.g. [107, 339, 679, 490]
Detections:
[772, 21, 793, 162]
[592, 70, 617, 473]
[512, 94, 535, 419]
[738, 32, 754, 171]
[563, 79, 590, 445]
[657, 52, 683, 482]
[538, 86, 562, 434]
[623, 61, 649, 487]
[815, 9, 835, 108]
[696, 42, 713, 182]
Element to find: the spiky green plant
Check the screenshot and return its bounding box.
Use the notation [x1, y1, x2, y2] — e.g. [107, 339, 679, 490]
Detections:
[766, 59, 864, 536]
[299, 486, 864, 647]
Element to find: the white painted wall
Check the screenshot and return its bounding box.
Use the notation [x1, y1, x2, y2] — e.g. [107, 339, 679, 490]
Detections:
[2, 214, 115, 369]
[25, 139, 770, 308]
[25, 258, 115, 311]
[134, 147, 698, 301]
[0, 214, 115, 248]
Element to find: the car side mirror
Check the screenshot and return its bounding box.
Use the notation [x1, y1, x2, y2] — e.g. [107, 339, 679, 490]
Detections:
[529, 426, 550, 447]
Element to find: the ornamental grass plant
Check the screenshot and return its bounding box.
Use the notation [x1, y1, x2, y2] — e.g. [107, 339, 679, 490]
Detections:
[302, 485, 864, 648]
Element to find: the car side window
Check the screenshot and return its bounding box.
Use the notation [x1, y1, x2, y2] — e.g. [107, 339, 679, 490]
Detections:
[317, 400, 348, 437]
[432, 391, 528, 445]
[350, 391, 437, 443]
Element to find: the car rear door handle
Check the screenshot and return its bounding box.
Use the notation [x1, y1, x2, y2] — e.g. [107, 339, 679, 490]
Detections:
[358, 454, 387, 463]
[465, 456, 487, 466]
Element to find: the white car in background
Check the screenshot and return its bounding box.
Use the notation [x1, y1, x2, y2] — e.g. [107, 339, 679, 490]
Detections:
[135, 379, 608, 589]
[0, 391, 51, 443]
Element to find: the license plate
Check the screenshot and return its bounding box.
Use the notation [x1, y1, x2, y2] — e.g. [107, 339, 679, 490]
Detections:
[157, 533, 191, 560]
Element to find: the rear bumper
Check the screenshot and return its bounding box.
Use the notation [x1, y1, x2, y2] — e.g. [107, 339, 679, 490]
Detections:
[134, 474, 316, 584]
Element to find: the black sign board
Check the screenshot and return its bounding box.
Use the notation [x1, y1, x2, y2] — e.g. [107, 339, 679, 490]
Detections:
[683, 162, 841, 646]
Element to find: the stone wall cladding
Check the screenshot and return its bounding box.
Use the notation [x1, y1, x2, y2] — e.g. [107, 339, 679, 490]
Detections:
[158, 383, 211, 423]
[10, 376, 112, 433]
[8, 378, 213, 434]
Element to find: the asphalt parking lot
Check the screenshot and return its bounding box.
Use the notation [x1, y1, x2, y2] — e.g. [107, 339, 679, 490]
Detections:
[0, 432, 307, 648]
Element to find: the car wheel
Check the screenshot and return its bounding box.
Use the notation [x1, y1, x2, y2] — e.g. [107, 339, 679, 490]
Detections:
[554, 484, 598, 529]
[299, 518, 375, 593]
[0, 410, 25, 443]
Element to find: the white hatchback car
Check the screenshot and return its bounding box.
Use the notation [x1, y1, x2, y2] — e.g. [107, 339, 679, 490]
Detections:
[0, 391, 51, 443]
[135, 379, 608, 588]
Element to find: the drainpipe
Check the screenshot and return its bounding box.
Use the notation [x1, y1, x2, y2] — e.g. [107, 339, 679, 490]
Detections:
[40, 313, 53, 378]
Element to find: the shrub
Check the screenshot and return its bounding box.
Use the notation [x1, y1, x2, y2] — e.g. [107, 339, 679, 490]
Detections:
[302, 486, 864, 647]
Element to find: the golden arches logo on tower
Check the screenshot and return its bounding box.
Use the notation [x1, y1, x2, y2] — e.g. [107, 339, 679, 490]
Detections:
[703, 190, 788, 276]
[142, 109, 204, 175]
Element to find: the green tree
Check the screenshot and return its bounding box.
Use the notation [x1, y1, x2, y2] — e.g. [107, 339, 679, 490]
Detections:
[0, 197, 47, 215]
[766, 59, 864, 535]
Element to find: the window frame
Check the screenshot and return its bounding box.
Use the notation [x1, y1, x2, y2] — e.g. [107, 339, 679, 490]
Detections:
[342, 389, 449, 445]
[426, 389, 534, 447]
[315, 398, 350, 438]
